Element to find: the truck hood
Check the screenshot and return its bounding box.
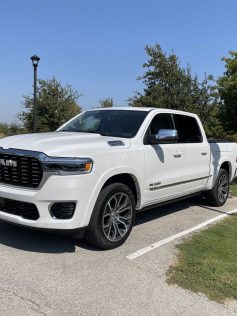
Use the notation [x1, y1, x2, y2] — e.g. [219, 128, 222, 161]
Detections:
[0, 132, 131, 157]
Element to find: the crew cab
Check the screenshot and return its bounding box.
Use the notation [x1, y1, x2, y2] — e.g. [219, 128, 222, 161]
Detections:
[0, 108, 236, 249]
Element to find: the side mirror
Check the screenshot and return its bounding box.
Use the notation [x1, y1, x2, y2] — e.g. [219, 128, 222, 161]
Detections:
[157, 129, 178, 141]
[145, 129, 178, 145]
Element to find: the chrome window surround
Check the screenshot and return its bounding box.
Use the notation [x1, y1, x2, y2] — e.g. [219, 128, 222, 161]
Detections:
[0, 148, 93, 190]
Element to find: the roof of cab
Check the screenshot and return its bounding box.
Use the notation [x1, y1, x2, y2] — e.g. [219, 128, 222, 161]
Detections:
[89, 107, 153, 112]
[88, 106, 197, 117]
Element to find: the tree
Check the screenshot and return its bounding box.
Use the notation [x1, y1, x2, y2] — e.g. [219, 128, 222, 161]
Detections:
[217, 51, 237, 133]
[0, 122, 27, 137]
[129, 44, 219, 130]
[18, 77, 82, 132]
[98, 98, 114, 108]
[0, 123, 9, 136]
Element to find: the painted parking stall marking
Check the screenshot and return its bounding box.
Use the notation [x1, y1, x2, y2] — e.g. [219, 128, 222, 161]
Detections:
[126, 207, 237, 260]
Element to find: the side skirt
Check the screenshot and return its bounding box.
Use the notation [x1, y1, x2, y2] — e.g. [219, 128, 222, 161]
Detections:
[139, 191, 203, 213]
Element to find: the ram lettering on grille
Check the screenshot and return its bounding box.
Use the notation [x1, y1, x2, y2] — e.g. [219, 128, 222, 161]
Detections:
[0, 159, 17, 168]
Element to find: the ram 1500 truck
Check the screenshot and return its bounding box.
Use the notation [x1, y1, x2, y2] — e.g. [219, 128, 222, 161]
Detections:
[0, 108, 236, 249]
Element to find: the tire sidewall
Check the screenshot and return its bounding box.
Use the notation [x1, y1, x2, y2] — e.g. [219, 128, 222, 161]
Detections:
[215, 169, 229, 206]
[90, 183, 136, 249]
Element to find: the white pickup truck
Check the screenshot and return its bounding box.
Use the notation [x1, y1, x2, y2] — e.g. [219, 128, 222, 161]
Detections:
[0, 108, 236, 249]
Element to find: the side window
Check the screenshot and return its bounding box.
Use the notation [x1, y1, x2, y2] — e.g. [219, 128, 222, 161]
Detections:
[173, 114, 203, 143]
[147, 114, 174, 135]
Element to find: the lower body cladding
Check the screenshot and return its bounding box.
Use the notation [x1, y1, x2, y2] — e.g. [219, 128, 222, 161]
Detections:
[0, 172, 99, 238]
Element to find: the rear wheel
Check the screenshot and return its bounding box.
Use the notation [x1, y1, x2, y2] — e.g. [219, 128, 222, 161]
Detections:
[85, 183, 136, 249]
[205, 168, 229, 206]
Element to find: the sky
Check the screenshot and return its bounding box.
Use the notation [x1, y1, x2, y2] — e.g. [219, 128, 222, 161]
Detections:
[0, 0, 236, 123]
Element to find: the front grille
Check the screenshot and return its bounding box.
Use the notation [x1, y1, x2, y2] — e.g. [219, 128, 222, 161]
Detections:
[0, 153, 43, 188]
[0, 197, 39, 220]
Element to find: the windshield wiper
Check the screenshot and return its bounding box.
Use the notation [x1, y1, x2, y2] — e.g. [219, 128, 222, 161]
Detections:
[76, 130, 102, 134]
[59, 130, 103, 135]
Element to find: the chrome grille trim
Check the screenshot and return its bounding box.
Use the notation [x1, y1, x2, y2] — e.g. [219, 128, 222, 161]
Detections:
[0, 148, 47, 189]
[0, 149, 44, 189]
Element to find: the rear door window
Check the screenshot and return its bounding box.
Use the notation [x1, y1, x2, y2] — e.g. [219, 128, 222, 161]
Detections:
[173, 114, 203, 143]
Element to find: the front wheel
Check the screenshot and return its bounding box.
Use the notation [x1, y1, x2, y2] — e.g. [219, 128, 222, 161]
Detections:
[85, 183, 136, 249]
[204, 168, 229, 207]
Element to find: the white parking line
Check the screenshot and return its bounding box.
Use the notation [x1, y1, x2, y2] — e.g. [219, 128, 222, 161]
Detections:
[126, 207, 237, 260]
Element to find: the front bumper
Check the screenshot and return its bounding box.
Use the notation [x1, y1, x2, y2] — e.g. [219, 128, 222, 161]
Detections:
[0, 172, 99, 231]
[0, 217, 87, 239]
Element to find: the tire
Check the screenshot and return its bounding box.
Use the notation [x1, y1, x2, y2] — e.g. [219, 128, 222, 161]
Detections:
[205, 168, 229, 207]
[85, 183, 136, 250]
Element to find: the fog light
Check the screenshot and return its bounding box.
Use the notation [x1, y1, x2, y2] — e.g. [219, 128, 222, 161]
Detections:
[50, 202, 76, 219]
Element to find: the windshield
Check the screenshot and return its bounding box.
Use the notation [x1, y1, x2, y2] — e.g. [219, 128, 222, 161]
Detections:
[59, 110, 148, 138]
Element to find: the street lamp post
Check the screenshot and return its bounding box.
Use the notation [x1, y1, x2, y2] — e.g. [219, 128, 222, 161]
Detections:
[30, 54, 40, 133]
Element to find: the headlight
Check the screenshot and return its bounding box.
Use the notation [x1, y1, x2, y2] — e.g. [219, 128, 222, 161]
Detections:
[42, 157, 93, 175]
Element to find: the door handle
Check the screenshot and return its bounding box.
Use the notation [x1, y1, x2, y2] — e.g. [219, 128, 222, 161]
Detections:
[173, 151, 182, 158]
[201, 150, 208, 156]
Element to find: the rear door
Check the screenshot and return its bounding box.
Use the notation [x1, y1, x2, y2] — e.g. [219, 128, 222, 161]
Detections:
[172, 114, 210, 193]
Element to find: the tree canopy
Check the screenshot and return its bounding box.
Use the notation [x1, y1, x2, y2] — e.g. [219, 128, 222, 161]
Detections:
[0, 122, 26, 138]
[129, 44, 220, 133]
[98, 98, 114, 108]
[217, 51, 237, 133]
[18, 78, 81, 132]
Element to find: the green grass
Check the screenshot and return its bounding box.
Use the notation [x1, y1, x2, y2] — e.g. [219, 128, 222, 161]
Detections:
[167, 215, 237, 303]
[231, 182, 237, 197]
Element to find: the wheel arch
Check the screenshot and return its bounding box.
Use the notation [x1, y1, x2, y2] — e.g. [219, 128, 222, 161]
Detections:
[207, 159, 233, 190]
[81, 169, 144, 227]
[220, 161, 231, 179]
[101, 173, 141, 208]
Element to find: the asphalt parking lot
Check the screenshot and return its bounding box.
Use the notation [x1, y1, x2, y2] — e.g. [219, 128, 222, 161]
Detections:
[0, 196, 237, 316]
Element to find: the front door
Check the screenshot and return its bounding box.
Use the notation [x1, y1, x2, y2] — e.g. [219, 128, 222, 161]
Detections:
[143, 113, 185, 205]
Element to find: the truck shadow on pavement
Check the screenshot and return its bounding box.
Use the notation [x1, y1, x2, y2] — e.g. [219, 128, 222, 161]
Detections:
[135, 195, 231, 226]
[0, 195, 230, 254]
